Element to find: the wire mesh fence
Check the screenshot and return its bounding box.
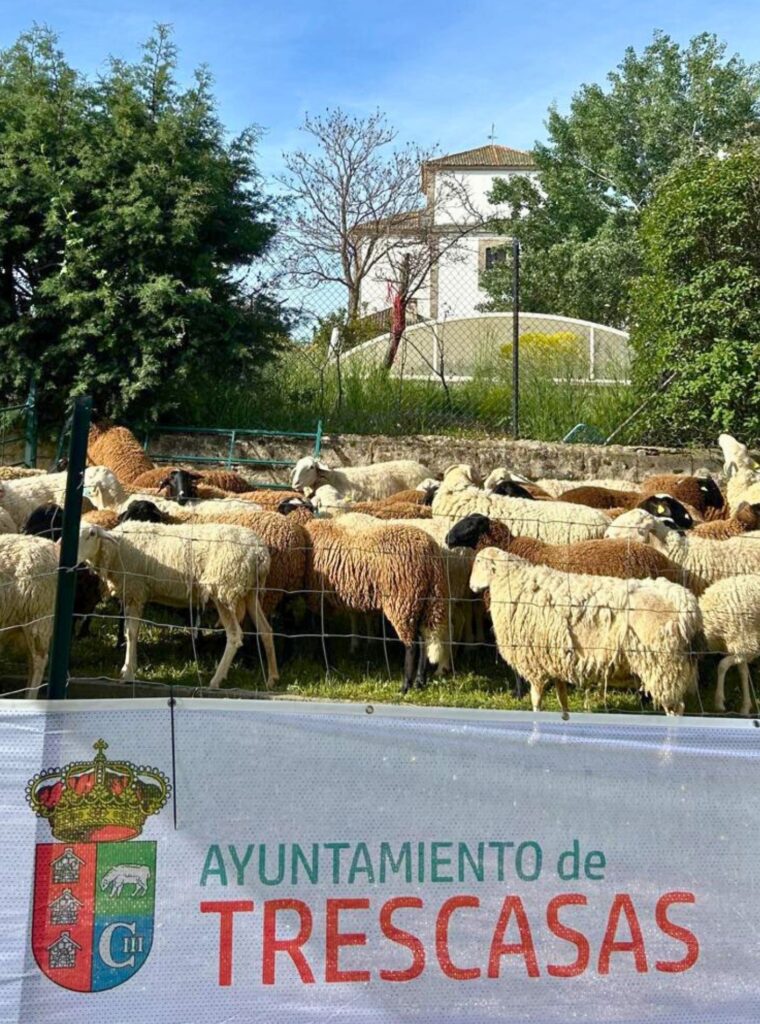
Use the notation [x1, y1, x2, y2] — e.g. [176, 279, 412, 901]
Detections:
[226, 246, 638, 443]
[1, 465, 759, 722]
[0, 382, 38, 468]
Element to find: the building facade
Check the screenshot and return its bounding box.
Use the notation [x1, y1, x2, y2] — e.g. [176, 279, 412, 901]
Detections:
[358, 144, 537, 322]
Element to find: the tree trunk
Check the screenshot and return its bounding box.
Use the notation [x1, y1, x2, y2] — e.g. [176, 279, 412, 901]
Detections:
[0, 251, 16, 320]
[384, 254, 410, 370]
[347, 283, 361, 322]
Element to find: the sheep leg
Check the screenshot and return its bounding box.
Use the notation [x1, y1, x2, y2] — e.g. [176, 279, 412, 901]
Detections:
[555, 679, 570, 721]
[739, 660, 753, 717]
[24, 632, 49, 699]
[530, 680, 546, 713]
[349, 612, 362, 655]
[120, 604, 142, 681]
[208, 604, 243, 688]
[435, 638, 452, 676]
[245, 593, 279, 689]
[414, 639, 429, 690]
[473, 603, 486, 645]
[115, 604, 125, 650]
[402, 645, 417, 694]
[714, 654, 742, 712]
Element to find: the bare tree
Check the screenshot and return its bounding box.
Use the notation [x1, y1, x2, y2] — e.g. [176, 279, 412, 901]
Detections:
[279, 108, 485, 367]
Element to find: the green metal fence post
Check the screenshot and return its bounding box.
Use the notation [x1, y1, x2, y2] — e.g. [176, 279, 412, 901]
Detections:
[47, 395, 93, 700]
[24, 380, 38, 468]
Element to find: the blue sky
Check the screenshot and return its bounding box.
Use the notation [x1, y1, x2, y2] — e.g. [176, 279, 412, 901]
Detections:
[1, 0, 759, 179]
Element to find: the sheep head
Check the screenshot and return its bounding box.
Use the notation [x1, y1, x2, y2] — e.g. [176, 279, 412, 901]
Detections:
[416, 478, 441, 504]
[718, 433, 759, 478]
[470, 546, 509, 593]
[77, 523, 119, 566]
[441, 463, 482, 492]
[83, 467, 126, 509]
[446, 513, 493, 549]
[637, 494, 694, 532]
[606, 507, 680, 557]
[291, 456, 330, 492]
[277, 496, 315, 517]
[734, 502, 760, 530]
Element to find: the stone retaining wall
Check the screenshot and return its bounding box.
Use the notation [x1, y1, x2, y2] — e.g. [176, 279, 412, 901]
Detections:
[148, 431, 724, 485]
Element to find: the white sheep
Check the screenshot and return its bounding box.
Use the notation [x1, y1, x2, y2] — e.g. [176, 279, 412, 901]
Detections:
[432, 468, 611, 544]
[534, 477, 640, 498]
[77, 521, 278, 689]
[606, 508, 760, 594]
[118, 494, 261, 518]
[0, 467, 125, 528]
[291, 456, 433, 501]
[700, 575, 760, 716]
[0, 506, 18, 535]
[718, 433, 760, 510]
[0, 535, 59, 696]
[470, 547, 700, 717]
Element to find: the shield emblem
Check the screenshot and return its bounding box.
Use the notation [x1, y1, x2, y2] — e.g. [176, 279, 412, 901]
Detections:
[32, 840, 156, 991]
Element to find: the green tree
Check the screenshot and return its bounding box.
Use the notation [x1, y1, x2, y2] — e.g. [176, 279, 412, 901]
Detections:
[0, 26, 283, 422]
[482, 32, 760, 327]
[631, 141, 760, 444]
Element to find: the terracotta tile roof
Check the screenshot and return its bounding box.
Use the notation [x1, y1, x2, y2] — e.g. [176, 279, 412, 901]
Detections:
[427, 144, 535, 169]
[355, 208, 426, 235]
[358, 145, 536, 231]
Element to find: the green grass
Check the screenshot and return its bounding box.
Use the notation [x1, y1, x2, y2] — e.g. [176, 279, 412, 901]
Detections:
[2, 609, 744, 718]
[169, 345, 639, 442]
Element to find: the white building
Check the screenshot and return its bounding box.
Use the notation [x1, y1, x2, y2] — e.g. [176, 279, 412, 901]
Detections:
[357, 144, 537, 322]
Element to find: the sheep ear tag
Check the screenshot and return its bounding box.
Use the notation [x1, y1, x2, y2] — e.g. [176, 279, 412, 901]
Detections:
[28, 740, 169, 992]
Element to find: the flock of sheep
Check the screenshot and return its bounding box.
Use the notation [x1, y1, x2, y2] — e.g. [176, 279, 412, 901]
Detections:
[2, 422, 760, 719]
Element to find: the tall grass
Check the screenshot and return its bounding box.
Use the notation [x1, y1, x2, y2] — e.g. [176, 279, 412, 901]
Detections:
[172, 342, 638, 441]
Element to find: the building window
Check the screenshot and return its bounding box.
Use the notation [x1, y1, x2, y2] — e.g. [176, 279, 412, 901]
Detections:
[479, 241, 508, 274]
[484, 245, 507, 271]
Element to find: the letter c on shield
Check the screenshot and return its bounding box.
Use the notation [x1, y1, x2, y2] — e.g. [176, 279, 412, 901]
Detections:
[99, 922, 136, 968]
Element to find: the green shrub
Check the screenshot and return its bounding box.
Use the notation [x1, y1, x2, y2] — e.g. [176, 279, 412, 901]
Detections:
[631, 141, 760, 445]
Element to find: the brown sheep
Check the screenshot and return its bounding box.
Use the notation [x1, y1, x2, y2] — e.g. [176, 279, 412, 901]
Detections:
[122, 482, 230, 501]
[0, 467, 46, 481]
[130, 467, 253, 493]
[87, 422, 154, 484]
[558, 485, 639, 509]
[692, 501, 760, 539]
[446, 513, 687, 585]
[639, 474, 726, 518]
[369, 488, 436, 507]
[236, 489, 303, 506]
[348, 501, 433, 520]
[301, 517, 448, 692]
[82, 509, 120, 530]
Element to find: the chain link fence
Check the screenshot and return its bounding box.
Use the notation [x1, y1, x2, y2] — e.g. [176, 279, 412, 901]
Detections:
[0, 383, 38, 468]
[243, 244, 636, 442]
[0, 406, 755, 720]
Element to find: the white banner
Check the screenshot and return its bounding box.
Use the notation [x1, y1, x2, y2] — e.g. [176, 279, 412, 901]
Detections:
[1, 698, 759, 1023]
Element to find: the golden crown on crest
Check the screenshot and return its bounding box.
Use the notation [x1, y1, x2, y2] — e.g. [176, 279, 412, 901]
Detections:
[26, 740, 170, 843]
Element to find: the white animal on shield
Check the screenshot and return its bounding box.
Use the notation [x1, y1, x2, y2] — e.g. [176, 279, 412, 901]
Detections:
[100, 864, 151, 897]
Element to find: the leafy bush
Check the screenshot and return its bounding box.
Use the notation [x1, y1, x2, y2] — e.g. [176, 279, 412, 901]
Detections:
[631, 141, 760, 444]
[0, 27, 282, 425]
